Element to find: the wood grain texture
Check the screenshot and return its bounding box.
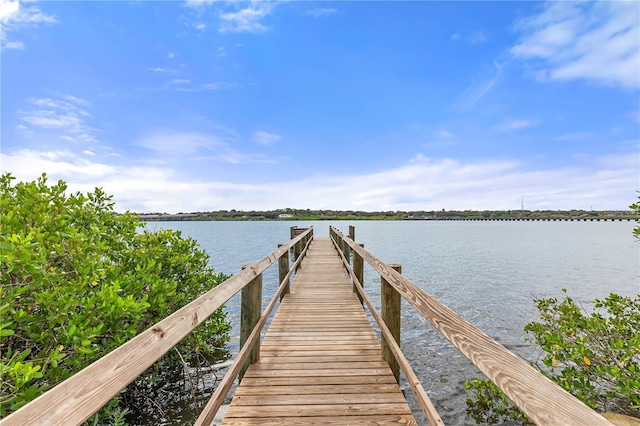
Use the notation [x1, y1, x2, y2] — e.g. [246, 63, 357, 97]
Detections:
[221, 238, 417, 425]
[240, 270, 262, 381]
[333, 226, 613, 426]
[195, 235, 314, 426]
[0, 228, 313, 426]
[330, 232, 444, 426]
[221, 415, 417, 425]
[382, 264, 402, 384]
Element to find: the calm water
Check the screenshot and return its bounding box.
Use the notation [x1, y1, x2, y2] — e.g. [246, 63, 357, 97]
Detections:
[145, 220, 639, 425]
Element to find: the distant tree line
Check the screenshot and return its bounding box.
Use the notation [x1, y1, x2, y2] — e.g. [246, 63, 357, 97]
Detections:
[137, 208, 636, 222]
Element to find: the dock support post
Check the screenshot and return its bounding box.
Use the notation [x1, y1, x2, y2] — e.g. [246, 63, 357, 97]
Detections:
[240, 267, 262, 382]
[353, 243, 364, 305]
[278, 244, 290, 300]
[290, 226, 300, 262]
[382, 264, 402, 384]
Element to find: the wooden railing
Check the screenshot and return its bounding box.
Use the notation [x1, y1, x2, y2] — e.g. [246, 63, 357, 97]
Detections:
[0, 227, 314, 426]
[329, 226, 613, 426]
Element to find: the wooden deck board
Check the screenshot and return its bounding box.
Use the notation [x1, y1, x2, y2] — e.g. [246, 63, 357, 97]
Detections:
[221, 238, 417, 425]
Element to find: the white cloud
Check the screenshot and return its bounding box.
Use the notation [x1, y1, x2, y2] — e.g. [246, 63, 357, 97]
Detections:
[1, 149, 636, 213]
[135, 131, 226, 156]
[133, 129, 267, 164]
[184, 0, 216, 7]
[0, 0, 56, 24]
[168, 78, 191, 85]
[553, 132, 593, 141]
[468, 31, 489, 44]
[0, 0, 20, 22]
[4, 40, 23, 49]
[168, 52, 176, 59]
[17, 96, 97, 143]
[450, 31, 489, 44]
[195, 22, 206, 30]
[252, 130, 281, 145]
[306, 8, 338, 18]
[1, 0, 57, 49]
[219, 5, 272, 33]
[497, 120, 536, 131]
[201, 83, 220, 90]
[453, 60, 505, 111]
[1, 149, 114, 180]
[437, 130, 454, 138]
[511, 1, 640, 89]
[149, 67, 169, 73]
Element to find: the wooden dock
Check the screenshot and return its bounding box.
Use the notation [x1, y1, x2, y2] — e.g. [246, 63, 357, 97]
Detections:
[2, 226, 615, 426]
[222, 238, 416, 424]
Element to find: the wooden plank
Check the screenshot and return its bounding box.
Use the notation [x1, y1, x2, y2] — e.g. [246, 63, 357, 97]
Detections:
[260, 349, 381, 357]
[231, 393, 407, 406]
[237, 375, 398, 387]
[221, 238, 417, 425]
[257, 355, 381, 364]
[248, 361, 390, 370]
[338, 228, 614, 426]
[224, 403, 412, 417]
[243, 368, 393, 378]
[234, 384, 401, 395]
[221, 415, 417, 425]
[0, 228, 315, 426]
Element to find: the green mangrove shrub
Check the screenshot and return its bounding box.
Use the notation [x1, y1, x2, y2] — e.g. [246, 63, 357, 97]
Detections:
[465, 291, 640, 424]
[465, 196, 640, 424]
[0, 173, 230, 418]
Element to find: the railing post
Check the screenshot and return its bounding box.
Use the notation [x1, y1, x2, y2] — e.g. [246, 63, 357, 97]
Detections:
[278, 244, 290, 300]
[343, 239, 351, 265]
[344, 225, 354, 264]
[353, 243, 364, 305]
[382, 264, 402, 384]
[240, 266, 262, 382]
[290, 226, 299, 261]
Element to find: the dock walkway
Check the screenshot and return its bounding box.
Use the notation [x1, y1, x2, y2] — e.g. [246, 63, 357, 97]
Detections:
[221, 238, 417, 425]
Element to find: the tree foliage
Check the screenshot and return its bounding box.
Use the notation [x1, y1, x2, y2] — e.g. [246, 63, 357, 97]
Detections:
[0, 173, 230, 418]
[465, 196, 640, 424]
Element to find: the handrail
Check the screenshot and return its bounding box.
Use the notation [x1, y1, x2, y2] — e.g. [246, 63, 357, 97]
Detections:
[1, 227, 313, 426]
[194, 235, 313, 425]
[330, 226, 613, 426]
[329, 233, 444, 426]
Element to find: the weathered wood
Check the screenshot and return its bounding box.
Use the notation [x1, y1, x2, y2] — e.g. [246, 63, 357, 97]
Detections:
[221, 414, 418, 425]
[277, 243, 290, 300]
[353, 243, 364, 305]
[195, 235, 313, 426]
[240, 267, 262, 382]
[382, 264, 402, 384]
[235, 384, 401, 395]
[0, 228, 313, 426]
[224, 403, 412, 418]
[221, 238, 416, 425]
[231, 393, 407, 406]
[333, 226, 613, 426]
[330, 232, 444, 426]
[342, 237, 351, 264]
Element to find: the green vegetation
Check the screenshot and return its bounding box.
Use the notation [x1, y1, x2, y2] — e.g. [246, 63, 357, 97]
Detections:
[0, 173, 231, 421]
[464, 196, 640, 424]
[137, 208, 635, 222]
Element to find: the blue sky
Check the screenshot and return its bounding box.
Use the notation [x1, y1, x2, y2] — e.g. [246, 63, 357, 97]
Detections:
[1, 0, 638, 213]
